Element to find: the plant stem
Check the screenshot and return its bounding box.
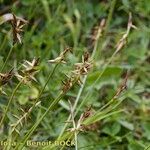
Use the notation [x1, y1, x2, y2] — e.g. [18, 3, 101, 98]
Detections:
[57, 0, 117, 141]
[3, 64, 59, 150]
[58, 76, 87, 139]
[33, 63, 59, 106]
[1, 45, 14, 72]
[144, 145, 150, 150]
[104, 0, 117, 37]
[75, 48, 121, 116]
[58, 17, 99, 140]
[14, 92, 64, 150]
[74, 130, 78, 150]
[10, 63, 59, 138]
[69, 100, 78, 150]
[0, 79, 23, 128]
[14, 76, 78, 150]
[0, 35, 7, 53]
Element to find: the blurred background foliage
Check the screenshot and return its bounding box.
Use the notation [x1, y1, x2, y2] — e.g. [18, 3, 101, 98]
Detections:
[0, 0, 150, 150]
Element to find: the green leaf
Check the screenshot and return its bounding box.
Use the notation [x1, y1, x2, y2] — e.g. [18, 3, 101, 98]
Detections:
[87, 66, 122, 85]
[83, 109, 123, 126]
[102, 122, 121, 136]
[119, 120, 134, 130]
[143, 123, 150, 140]
[30, 87, 39, 99]
[18, 95, 28, 105]
[127, 92, 141, 104]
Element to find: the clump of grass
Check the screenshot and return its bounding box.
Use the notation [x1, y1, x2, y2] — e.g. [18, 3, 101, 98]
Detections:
[8, 47, 72, 136]
[0, 1, 147, 150]
[14, 50, 92, 150]
[43, 13, 136, 150]
[0, 15, 28, 127]
[0, 57, 40, 128]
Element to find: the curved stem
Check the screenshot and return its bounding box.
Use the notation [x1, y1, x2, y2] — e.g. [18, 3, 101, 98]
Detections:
[14, 92, 64, 150]
[0, 79, 23, 128]
[58, 75, 87, 139]
[10, 63, 59, 138]
[33, 63, 59, 106]
[0, 35, 7, 53]
[57, 0, 117, 141]
[3, 64, 59, 150]
[104, 0, 117, 37]
[75, 48, 121, 115]
[14, 76, 79, 150]
[1, 45, 14, 72]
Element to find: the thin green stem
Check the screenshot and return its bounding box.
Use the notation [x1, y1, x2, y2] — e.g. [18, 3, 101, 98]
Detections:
[14, 92, 64, 150]
[3, 64, 59, 150]
[0, 79, 23, 128]
[15, 76, 78, 150]
[144, 145, 150, 150]
[58, 17, 99, 140]
[1, 45, 14, 72]
[74, 131, 78, 150]
[10, 63, 59, 139]
[0, 35, 7, 53]
[99, 98, 115, 111]
[59, 134, 74, 150]
[57, 0, 117, 141]
[75, 48, 120, 115]
[33, 63, 59, 106]
[95, 0, 116, 59]
[69, 101, 78, 150]
[41, 0, 52, 23]
[58, 76, 87, 139]
[104, 0, 117, 37]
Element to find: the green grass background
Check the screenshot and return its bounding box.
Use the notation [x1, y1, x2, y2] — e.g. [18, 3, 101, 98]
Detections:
[0, 0, 150, 150]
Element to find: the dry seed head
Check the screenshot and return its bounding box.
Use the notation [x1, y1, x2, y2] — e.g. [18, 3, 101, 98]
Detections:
[73, 51, 92, 75]
[0, 69, 13, 86]
[67, 106, 99, 133]
[60, 47, 72, 57]
[10, 14, 28, 44]
[15, 72, 33, 84]
[10, 101, 41, 134]
[48, 56, 66, 64]
[82, 51, 90, 62]
[23, 57, 40, 74]
[0, 13, 28, 25]
[15, 58, 40, 84]
[89, 18, 106, 45]
[62, 77, 73, 93]
[78, 107, 99, 131]
[48, 47, 72, 64]
[116, 13, 137, 52]
[113, 71, 129, 99]
[76, 77, 83, 86]
[78, 106, 94, 123]
[74, 62, 91, 75]
[62, 51, 92, 93]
